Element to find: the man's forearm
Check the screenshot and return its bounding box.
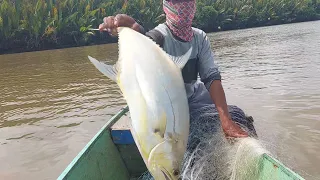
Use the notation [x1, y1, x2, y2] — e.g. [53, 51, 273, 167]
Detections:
[132, 22, 146, 34]
[209, 80, 231, 122]
[208, 80, 249, 137]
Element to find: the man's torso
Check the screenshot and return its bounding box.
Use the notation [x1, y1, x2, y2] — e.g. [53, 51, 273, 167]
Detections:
[146, 23, 207, 99]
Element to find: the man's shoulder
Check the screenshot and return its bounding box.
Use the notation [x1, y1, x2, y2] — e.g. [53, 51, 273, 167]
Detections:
[153, 23, 168, 34]
[192, 27, 207, 38]
[145, 24, 167, 47]
[191, 27, 210, 48]
[150, 24, 207, 38]
[153, 24, 207, 37]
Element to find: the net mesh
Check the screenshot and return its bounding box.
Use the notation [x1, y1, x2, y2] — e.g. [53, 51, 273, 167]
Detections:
[136, 105, 269, 180]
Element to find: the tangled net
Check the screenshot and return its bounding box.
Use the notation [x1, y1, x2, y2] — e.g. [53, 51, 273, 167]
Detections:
[137, 105, 269, 180]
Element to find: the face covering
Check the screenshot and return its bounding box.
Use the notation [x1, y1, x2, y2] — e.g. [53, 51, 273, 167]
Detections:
[163, 0, 196, 42]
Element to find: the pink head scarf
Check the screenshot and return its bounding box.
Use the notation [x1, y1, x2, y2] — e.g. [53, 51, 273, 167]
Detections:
[163, 0, 196, 42]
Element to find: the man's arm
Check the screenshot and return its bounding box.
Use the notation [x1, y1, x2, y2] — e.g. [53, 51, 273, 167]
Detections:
[198, 33, 248, 138]
[99, 14, 145, 35]
[209, 80, 248, 138]
[99, 14, 164, 47]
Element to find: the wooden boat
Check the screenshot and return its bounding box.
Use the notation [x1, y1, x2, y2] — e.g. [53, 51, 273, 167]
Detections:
[57, 106, 305, 180]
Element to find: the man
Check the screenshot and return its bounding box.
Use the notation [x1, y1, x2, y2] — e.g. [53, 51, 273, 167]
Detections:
[99, 0, 249, 138]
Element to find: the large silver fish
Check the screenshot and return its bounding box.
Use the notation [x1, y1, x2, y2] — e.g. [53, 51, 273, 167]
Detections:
[88, 27, 191, 180]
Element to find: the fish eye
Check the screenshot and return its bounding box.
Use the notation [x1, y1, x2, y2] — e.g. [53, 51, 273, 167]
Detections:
[173, 169, 179, 176]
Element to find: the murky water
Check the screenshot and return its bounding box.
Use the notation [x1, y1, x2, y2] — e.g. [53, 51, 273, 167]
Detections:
[0, 20, 319, 179]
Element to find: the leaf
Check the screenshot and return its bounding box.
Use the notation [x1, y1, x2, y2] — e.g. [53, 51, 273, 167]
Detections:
[80, 26, 87, 32]
[87, 32, 94, 35]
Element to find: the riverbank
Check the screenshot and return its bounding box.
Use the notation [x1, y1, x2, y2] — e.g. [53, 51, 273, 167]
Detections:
[1, 20, 319, 55]
[1, 0, 319, 55]
[0, 35, 118, 55]
[1, 19, 319, 56]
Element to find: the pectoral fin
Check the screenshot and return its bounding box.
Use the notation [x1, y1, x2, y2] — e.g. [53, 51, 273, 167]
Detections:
[167, 47, 192, 69]
[148, 140, 179, 179]
[88, 55, 118, 82]
[148, 140, 173, 165]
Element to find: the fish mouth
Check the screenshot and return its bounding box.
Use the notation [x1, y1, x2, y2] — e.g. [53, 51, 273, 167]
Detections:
[160, 167, 178, 180]
[161, 169, 171, 180]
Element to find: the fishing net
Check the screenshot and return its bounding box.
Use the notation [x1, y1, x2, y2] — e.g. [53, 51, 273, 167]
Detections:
[136, 104, 269, 180]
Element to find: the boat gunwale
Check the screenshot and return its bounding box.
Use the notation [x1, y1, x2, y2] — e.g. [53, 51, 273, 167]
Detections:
[262, 153, 305, 180]
[57, 105, 129, 180]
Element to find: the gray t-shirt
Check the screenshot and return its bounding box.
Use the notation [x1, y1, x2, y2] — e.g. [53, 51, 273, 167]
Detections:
[146, 23, 221, 99]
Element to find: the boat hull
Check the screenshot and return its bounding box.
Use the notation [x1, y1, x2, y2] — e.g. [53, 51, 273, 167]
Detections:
[58, 106, 304, 180]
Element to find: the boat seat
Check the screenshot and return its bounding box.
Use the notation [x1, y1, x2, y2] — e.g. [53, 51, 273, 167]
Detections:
[111, 113, 148, 178]
[111, 129, 135, 145]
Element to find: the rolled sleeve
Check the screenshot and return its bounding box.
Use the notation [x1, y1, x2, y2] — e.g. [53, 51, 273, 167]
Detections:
[198, 33, 221, 91]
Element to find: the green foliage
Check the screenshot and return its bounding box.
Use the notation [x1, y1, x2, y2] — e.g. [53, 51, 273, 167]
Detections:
[0, 0, 319, 54]
[121, 0, 165, 31]
[194, 4, 218, 31]
[0, 0, 127, 53]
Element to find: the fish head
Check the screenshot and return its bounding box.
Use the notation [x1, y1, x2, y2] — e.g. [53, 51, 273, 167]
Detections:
[147, 139, 185, 180]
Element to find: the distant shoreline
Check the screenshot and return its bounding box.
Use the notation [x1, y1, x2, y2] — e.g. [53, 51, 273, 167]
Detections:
[1, 19, 319, 56]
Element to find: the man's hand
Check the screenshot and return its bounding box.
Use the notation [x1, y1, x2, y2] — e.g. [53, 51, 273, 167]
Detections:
[221, 116, 248, 138]
[99, 14, 143, 36]
[209, 80, 249, 138]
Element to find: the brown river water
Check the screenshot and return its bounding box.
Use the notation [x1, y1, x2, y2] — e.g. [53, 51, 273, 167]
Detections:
[0, 20, 320, 180]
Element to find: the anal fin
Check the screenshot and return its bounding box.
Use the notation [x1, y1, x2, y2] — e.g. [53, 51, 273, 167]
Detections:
[166, 47, 193, 69]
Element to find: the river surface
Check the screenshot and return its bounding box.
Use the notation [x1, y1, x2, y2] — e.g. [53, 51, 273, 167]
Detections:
[0, 20, 319, 180]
